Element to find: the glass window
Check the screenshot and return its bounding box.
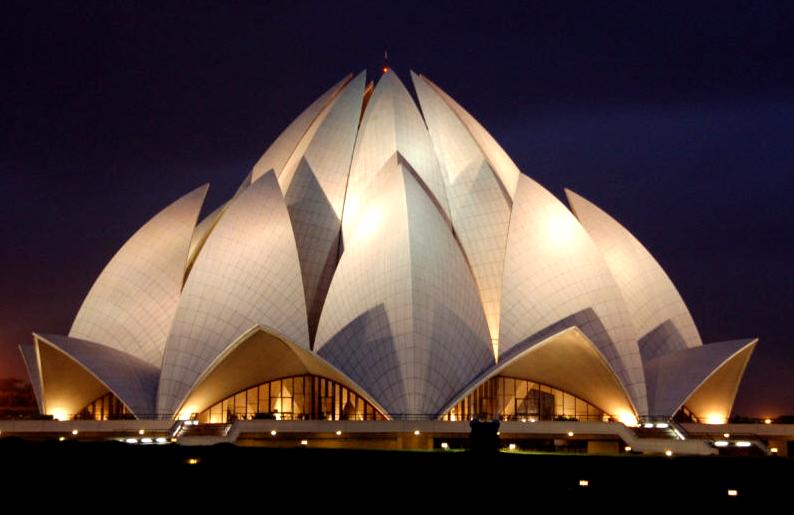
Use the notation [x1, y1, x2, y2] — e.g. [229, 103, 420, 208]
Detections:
[197, 374, 386, 423]
[441, 376, 607, 422]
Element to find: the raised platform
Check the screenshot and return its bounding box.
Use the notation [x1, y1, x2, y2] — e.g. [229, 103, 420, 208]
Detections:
[1, 419, 792, 456]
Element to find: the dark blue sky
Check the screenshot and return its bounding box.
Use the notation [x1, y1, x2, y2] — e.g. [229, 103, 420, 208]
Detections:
[1, 1, 792, 416]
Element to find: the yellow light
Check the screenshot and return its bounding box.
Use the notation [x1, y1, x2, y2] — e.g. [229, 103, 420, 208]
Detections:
[71, 429, 78, 436]
[300, 440, 308, 446]
[727, 489, 738, 497]
[705, 415, 728, 425]
[413, 430, 420, 436]
[508, 443, 516, 450]
[177, 408, 196, 421]
[441, 442, 449, 450]
[382, 66, 389, 73]
[770, 447, 778, 454]
[579, 480, 589, 487]
[496, 431, 500, 436]
[270, 430, 277, 436]
[665, 450, 673, 457]
[50, 409, 69, 422]
[723, 433, 731, 438]
[138, 429, 145, 435]
[335, 430, 342, 436]
[529, 418, 536, 423]
[187, 458, 199, 465]
[58, 436, 66, 442]
[624, 446, 632, 452]
[567, 431, 574, 437]
[616, 412, 638, 427]
[764, 418, 772, 424]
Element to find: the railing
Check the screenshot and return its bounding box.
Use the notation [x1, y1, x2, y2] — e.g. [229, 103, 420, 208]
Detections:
[6, 412, 628, 422]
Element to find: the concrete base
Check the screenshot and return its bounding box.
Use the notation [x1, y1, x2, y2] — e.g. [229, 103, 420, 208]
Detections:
[587, 440, 619, 455]
[5, 420, 794, 456]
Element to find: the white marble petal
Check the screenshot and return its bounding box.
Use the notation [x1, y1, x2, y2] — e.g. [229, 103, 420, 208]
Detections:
[566, 189, 703, 357]
[278, 72, 366, 343]
[417, 74, 520, 199]
[158, 171, 309, 417]
[341, 71, 450, 242]
[412, 71, 511, 359]
[500, 175, 647, 414]
[70, 185, 208, 367]
[248, 75, 352, 185]
[316, 157, 493, 418]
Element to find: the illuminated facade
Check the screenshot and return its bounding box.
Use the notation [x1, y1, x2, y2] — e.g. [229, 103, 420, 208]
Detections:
[20, 69, 757, 426]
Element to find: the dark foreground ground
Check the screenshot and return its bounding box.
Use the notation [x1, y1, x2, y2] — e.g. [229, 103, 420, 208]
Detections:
[1, 437, 790, 508]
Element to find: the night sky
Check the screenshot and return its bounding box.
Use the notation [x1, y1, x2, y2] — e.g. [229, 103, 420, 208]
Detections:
[1, 1, 792, 417]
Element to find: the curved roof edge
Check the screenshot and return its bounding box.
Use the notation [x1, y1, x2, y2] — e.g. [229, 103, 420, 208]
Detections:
[249, 74, 353, 185]
[18, 344, 44, 414]
[342, 70, 451, 241]
[187, 201, 226, 269]
[175, 324, 390, 420]
[644, 338, 758, 420]
[158, 170, 310, 416]
[69, 183, 209, 367]
[415, 73, 520, 200]
[31, 333, 160, 419]
[411, 71, 511, 358]
[565, 188, 702, 350]
[437, 326, 637, 424]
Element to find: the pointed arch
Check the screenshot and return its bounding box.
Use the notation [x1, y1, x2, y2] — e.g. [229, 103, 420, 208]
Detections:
[644, 338, 757, 420]
[439, 327, 637, 424]
[176, 325, 388, 420]
[30, 333, 159, 419]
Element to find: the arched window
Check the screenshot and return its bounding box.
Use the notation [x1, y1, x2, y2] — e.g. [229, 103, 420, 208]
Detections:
[198, 374, 387, 423]
[443, 376, 608, 422]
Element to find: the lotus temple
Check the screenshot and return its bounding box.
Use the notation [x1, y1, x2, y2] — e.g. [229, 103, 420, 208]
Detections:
[10, 69, 783, 454]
